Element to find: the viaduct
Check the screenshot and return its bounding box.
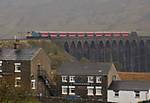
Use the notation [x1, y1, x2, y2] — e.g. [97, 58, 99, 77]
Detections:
[52, 32, 150, 72]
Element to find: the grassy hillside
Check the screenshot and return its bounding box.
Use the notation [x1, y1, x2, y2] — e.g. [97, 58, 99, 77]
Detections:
[0, 0, 150, 35]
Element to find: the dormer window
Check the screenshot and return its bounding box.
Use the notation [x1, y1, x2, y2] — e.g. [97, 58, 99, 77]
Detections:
[69, 76, 75, 82]
[0, 61, 2, 72]
[62, 76, 67, 82]
[14, 63, 21, 72]
[88, 76, 94, 83]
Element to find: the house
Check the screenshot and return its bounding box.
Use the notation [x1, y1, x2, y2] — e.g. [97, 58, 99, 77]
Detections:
[108, 80, 150, 103]
[0, 47, 53, 96]
[118, 72, 150, 81]
[57, 62, 120, 102]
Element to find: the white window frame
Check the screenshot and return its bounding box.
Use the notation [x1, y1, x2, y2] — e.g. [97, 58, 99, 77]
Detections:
[15, 77, 21, 87]
[69, 76, 75, 83]
[112, 75, 116, 80]
[114, 90, 119, 97]
[69, 86, 75, 95]
[88, 76, 94, 83]
[62, 86, 68, 95]
[14, 63, 21, 72]
[135, 91, 140, 98]
[87, 86, 94, 96]
[0, 61, 2, 72]
[96, 86, 102, 95]
[96, 76, 102, 83]
[62, 76, 67, 82]
[31, 79, 36, 89]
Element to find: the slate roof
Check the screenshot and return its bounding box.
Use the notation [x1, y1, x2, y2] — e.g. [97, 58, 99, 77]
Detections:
[108, 80, 150, 91]
[58, 62, 113, 75]
[0, 48, 41, 60]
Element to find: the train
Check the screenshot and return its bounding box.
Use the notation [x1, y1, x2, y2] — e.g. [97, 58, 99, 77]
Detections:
[26, 31, 129, 39]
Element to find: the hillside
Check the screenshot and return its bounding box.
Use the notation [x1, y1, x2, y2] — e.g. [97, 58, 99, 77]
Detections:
[0, 0, 150, 35]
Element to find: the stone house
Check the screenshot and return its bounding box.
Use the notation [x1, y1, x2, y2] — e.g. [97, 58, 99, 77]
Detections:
[57, 61, 120, 102]
[0, 47, 53, 96]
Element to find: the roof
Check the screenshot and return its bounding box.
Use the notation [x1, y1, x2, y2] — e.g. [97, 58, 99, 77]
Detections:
[118, 72, 150, 81]
[108, 80, 150, 91]
[58, 62, 114, 75]
[0, 48, 41, 60]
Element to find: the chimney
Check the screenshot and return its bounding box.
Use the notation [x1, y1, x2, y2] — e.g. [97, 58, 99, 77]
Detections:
[13, 35, 20, 50]
[98, 70, 102, 73]
[14, 43, 17, 49]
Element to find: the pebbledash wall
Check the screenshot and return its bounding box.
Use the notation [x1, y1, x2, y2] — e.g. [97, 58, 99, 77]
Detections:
[108, 90, 150, 103]
[107, 81, 150, 103]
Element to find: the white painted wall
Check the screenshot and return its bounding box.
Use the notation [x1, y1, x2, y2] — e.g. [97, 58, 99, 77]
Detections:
[108, 90, 150, 103]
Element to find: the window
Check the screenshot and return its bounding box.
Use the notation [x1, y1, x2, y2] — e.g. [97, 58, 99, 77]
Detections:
[96, 86, 102, 95]
[69, 76, 75, 82]
[62, 76, 67, 82]
[112, 75, 116, 80]
[87, 86, 94, 96]
[114, 90, 119, 97]
[88, 76, 94, 83]
[31, 80, 36, 89]
[62, 86, 68, 95]
[0, 61, 2, 72]
[96, 76, 102, 83]
[135, 91, 140, 98]
[15, 77, 21, 87]
[14, 63, 21, 72]
[69, 86, 75, 95]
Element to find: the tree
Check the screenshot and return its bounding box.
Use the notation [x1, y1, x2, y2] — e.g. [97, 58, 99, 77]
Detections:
[0, 77, 39, 103]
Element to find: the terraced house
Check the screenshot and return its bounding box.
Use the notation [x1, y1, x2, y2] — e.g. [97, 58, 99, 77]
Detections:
[57, 62, 120, 102]
[0, 47, 53, 96]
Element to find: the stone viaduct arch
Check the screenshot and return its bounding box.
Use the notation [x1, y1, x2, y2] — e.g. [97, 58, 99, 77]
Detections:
[61, 34, 150, 72]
